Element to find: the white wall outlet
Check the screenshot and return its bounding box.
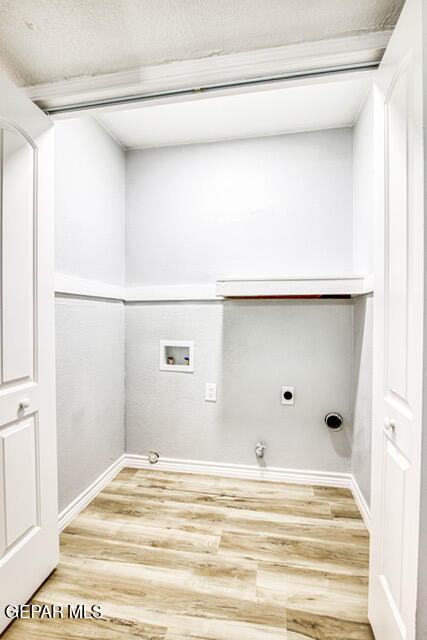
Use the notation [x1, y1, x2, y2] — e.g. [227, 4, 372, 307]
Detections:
[281, 386, 295, 405]
[205, 383, 217, 402]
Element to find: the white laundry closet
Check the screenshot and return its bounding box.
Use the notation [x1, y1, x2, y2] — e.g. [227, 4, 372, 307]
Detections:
[0, 0, 425, 638]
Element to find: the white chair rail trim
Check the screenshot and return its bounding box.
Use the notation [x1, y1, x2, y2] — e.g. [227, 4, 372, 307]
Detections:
[55, 273, 373, 302]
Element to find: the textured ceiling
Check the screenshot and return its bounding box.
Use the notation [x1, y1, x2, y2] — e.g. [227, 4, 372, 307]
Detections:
[0, 0, 404, 88]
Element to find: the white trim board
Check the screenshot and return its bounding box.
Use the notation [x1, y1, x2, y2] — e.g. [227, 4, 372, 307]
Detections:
[25, 32, 390, 114]
[55, 274, 124, 301]
[126, 284, 218, 302]
[57, 453, 371, 532]
[217, 275, 374, 297]
[54, 275, 219, 301]
[55, 274, 373, 302]
[124, 454, 352, 487]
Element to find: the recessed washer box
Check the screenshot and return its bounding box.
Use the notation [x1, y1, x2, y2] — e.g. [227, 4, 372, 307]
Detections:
[159, 340, 194, 372]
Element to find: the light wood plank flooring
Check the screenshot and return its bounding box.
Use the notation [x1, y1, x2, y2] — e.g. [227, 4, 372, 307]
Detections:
[3, 468, 374, 639]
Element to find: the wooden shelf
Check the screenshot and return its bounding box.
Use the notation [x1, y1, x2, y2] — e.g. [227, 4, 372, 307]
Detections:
[216, 276, 373, 298]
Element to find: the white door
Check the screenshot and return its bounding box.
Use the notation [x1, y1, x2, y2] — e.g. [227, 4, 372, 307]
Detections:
[369, 0, 424, 638]
[0, 73, 58, 631]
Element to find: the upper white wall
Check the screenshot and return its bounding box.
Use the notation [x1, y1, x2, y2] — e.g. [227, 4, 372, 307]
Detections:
[55, 116, 126, 285]
[353, 88, 374, 274]
[126, 128, 353, 286]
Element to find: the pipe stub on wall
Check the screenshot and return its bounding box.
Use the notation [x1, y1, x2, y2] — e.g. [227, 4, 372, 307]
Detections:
[324, 412, 343, 431]
[148, 451, 160, 464]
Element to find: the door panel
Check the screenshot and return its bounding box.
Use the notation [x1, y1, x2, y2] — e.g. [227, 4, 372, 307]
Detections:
[369, 0, 424, 638]
[1, 127, 35, 384]
[2, 417, 38, 548]
[381, 440, 408, 604]
[386, 64, 409, 404]
[0, 72, 58, 633]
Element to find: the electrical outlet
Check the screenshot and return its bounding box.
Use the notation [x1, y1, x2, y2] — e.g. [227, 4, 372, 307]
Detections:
[205, 383, 217, 402]
[281, 386, 294, 405]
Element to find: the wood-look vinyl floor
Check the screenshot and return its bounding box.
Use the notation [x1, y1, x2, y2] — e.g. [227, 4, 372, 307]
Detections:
[3, 468, 374, 639]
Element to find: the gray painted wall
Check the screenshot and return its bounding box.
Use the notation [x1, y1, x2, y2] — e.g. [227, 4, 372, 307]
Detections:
[353, 90, 374, 275]
[351, 295, 373, 505]
[125, 299, 353, 472]
[55, 117, 126, 511]
[56, 296, 125, 511]
[126, 128, 353, 285]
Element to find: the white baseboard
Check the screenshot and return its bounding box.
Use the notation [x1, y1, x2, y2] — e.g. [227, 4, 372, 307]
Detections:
[124, 454, 352, 488]
[58, 454, 127, 531]
[350, 475, 371, 531]
[58, 453, 370, 532]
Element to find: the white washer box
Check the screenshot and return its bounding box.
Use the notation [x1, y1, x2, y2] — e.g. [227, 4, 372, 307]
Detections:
[159, 340, 194, 372]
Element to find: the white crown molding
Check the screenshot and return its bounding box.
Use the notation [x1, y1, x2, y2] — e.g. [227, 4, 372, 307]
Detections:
[58, 452, 370, 532]
[25, 32, 390, 114]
